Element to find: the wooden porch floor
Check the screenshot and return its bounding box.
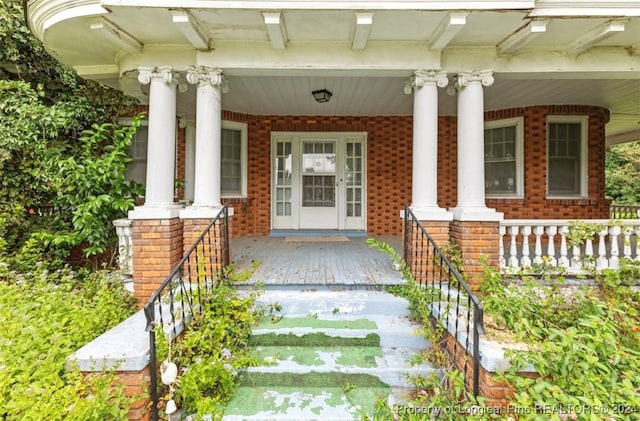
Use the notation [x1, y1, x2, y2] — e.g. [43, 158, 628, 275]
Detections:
[230, 236, 405, 285]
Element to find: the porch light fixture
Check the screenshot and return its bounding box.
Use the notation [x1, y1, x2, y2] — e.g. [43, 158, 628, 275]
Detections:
[312, 89, 332, 103]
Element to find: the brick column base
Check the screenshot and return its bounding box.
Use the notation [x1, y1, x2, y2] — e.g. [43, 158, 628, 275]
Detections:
[131, 218, 184, 306]
[449, 220, 500, 290]
[119, 366, 152, 421]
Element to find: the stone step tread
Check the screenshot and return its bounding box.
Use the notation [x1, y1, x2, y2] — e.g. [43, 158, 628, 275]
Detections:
[252, 345, 433, 371]
[224, 372, 412, 421]
[252, 287, 413, 318]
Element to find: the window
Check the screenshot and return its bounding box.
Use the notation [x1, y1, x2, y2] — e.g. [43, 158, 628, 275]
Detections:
[221, 121, 248, 197]
[484, 117, 523, 198]
[547, 116, 587, 197]
[121, 119, 148, 188]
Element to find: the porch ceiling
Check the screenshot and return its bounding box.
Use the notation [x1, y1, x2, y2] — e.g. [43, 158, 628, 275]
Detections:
[24, 0, 640, 144]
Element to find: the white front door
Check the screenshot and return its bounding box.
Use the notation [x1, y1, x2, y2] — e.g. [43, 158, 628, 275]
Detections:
[272, 132, 366, 231]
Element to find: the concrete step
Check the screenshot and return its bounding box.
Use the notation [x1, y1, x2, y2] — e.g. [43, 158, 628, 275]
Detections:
[221, 286, 438, 420]
[250, 284, 415, 318]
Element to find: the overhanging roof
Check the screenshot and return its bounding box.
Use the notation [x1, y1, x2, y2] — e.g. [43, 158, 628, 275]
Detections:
[24, 0, 640, 144]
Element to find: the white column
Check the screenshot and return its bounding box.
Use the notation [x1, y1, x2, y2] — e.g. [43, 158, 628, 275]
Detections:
[181, 67, 229, 219]
[404, 70, 452, 221]
[129, 66, 182, 219]
[181, 118, 196, 202]
[450, 70, 502, 221]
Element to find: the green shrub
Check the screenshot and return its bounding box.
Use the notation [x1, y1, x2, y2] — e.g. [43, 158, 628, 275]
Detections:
[0, 267, 137, 420]
[155, 281, 263, 419]
[483, 262, 640, 421]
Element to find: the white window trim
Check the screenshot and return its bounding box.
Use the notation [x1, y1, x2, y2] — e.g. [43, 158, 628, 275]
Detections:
[484, 117, 524, 199]
[546, 115, 588, 199]
[221, 120, 248, 198]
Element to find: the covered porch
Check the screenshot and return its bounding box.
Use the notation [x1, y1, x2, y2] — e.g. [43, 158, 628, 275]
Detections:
[230, 235, 404, 285]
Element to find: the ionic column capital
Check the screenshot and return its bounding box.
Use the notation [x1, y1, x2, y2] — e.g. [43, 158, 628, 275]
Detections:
[404, 69, 449, 94]
[457, 70, 494, 88]
[137, 66, 177, 85]
[185, 66, 229, 93]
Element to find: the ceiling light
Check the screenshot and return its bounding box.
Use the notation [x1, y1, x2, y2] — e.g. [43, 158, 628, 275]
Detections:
[312, 89, 332, 103]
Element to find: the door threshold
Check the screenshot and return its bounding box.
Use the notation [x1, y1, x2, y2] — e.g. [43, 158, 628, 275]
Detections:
[270, 229, 367, 238]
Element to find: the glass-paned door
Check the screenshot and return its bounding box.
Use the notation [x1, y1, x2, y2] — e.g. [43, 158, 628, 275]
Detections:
[271, 133, 366, 231]
[299, 140, 338, 229]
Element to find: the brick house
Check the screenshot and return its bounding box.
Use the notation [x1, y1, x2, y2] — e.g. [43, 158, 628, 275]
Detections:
[25, 1, 640, 300]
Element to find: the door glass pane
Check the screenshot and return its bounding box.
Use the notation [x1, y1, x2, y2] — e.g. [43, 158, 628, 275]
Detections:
[275, 140, 292, 216]
[303, 142, 336, 174]
[302, 175, 335, 207]
[345, 140, 363, 217]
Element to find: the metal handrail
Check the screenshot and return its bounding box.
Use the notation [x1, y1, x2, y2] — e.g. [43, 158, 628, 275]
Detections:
[403, 206, 485, 396]
[143, 205, 230, 421]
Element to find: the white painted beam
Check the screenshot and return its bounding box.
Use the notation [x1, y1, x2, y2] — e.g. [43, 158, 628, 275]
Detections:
[631, 43, 640, 56]
[352, 12, 374, 50]
[429, 12, 468, 50]
[565, 19, 628, 56]
[263, 12, 288, 50]
[87, 16, 143, 53]
[497, 19, 548, 56]
[170, 9, 211, 50]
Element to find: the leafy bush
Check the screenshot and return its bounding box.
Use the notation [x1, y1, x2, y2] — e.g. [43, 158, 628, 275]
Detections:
[155, 281, 263, 419]
[482, 262, 640, 420]
[0, 266, 137, 420]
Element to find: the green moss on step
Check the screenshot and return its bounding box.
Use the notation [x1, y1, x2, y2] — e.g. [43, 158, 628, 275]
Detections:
[239, 372, 389, 388]
[253, 346, 383, 368]
[257, 316, 377, 330]
[249, 332, 380, 347]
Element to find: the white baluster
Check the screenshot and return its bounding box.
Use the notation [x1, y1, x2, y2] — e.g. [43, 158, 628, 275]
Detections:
[571, 244, 582, 273]
[509, 225, 520, 269]
[546, 225, 557, 266]
[608, 225, 620, 269]
[558, 225, 570, 269]
[585, 238, 594, 271]
[596, 228, 608, 270]
[623, 226, 632, 260]
[521, 225, 532, 267]
[499, 225, 506, 269]
[533, 225, 544, 265]
[635, 226, 640, 261]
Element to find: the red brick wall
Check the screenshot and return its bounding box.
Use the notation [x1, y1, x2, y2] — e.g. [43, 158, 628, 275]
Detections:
[205, 105, 609, 237]
[118, 366, 151, 421]
[131, 218, 184, 306]
[449, 220, 501, 289]
[222, 114, 414, 237]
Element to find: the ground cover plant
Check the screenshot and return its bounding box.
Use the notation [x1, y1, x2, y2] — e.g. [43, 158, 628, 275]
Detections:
[0, 264, 137, 420]
[154, 281, 264, 419]
[482, 262, 640, 421]
[371, 238, 640, 420]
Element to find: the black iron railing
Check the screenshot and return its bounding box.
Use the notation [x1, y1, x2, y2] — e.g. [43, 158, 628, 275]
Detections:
[143, 205, 230, 421]
[403, 206, 485, 396]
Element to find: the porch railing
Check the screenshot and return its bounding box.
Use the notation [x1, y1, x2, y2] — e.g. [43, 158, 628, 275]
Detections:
[113, 218, 133, 276]
[610, 204, 640, 219]
[500, 219, 640, 275]
[143, 205, 230, 421]
[403, 206, 485, 396]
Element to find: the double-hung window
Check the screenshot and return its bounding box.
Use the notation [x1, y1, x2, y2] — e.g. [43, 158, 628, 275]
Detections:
[122, 118, 149, 188]
[484, 117, 523, 198]
[221, 121, 248, 197]
[547, 116, 587, 197]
